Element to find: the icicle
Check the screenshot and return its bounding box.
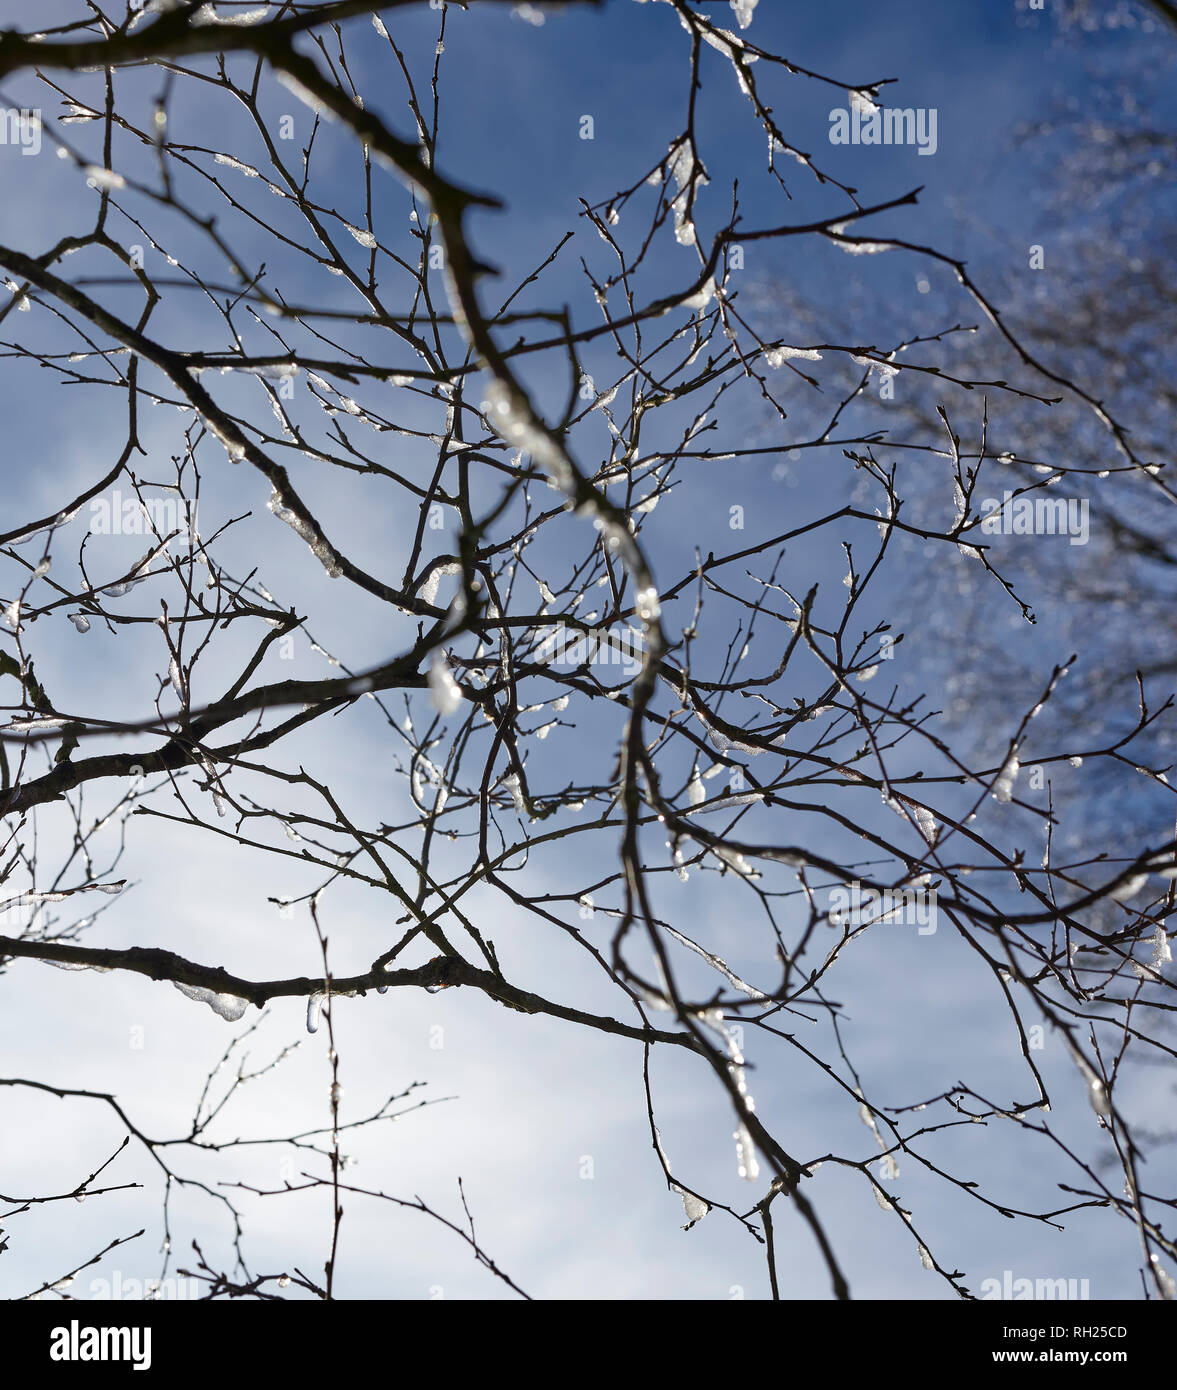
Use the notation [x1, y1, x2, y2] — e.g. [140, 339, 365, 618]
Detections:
[1149, 1254, 1176, 1300]
[667, 137, 709, 248]
[992, 752, 1020, 803]
[734, 1123, 760, 1182]
[653, 1124, 711, 1227]
[680, 1190, 709, 1224]
[729, 0, 757, 31]
[418, 560, 461, 606]
[306, 991, 325, 1034]
[168, 656, 186, 703]
[698, 1010, 761, 1179]
[428, 654, 463, 715]
[345, 223, 377, 248]
[913, 805, 937, 844]
[173, 982, 249, 1022]
[634, 585, 661, 621]
[1088, 1077, 1112, 1118]
[503, 773, 525, 813]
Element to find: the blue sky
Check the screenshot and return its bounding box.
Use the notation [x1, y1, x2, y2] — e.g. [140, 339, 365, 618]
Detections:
[0, 0, 1172, 1303]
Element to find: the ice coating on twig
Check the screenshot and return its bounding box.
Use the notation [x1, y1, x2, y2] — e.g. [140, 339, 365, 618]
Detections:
[268, 487, 343, 578]
[765, 345, 822, 366]
[694, 704, 764, 755]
